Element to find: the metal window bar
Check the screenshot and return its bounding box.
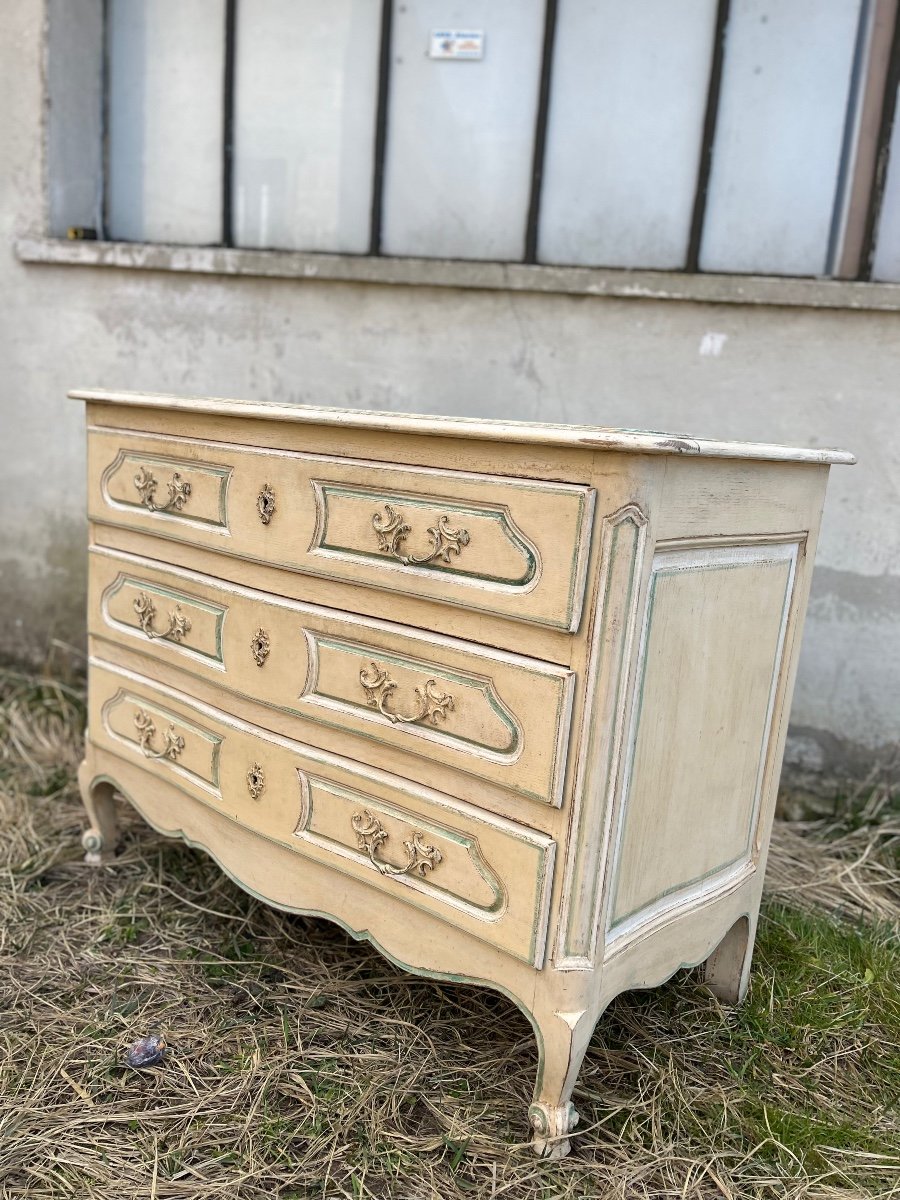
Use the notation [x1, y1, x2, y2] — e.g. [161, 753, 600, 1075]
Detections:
[524, 0, 560, 264]
[685, 0, 731, 274]
[92, 0, 900, 278]
[222, 0, 237, 248]
[859, 0, 900, 276]
[368, 0, 393, 255]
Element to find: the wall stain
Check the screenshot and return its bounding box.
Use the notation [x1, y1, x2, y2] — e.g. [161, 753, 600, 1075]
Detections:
[0, 511, 87, 672]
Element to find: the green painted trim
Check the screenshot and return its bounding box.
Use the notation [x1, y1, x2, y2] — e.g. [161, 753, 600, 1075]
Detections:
[90, 630, 562, 807]
[100, 687, 224, 789]
[85, 749, 544, 966]
[608, 554, 795, 929]
[297, 773, 507, 917]
[317, 484, 538, 588]
[310, 634, 520, 757]
[90, 516, 577, 631]
[83, 770, 543, 1060]
[563, 511, 644, 960]
[103, 572, 227, 664]
[101, 448, 232, 529]
[608, 854, 752, 935]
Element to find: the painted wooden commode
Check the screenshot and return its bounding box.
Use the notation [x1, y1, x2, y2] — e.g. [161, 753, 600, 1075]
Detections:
[74, 389, 853, 1157]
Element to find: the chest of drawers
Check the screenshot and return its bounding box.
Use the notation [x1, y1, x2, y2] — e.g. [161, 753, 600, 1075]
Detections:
[74, 389, 852, 1158]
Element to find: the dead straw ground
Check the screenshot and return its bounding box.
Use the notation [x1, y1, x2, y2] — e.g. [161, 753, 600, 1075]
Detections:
[0, 670, 897, 1200]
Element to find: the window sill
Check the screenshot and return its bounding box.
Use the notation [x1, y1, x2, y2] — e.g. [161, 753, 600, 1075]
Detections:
[15, 235, 900, 312]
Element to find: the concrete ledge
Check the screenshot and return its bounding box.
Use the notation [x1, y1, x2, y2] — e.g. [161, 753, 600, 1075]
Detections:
[16, 235, 900, 312]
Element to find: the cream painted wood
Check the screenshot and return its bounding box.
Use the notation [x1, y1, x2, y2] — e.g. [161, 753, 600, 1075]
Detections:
[92, 521, 578, 667]
[74, 390, 851, 1159]
[89, 545, 575, 808]
[89, 426, 596, 631]
[73, 388, 855, 464]
[90, 659, 556, 966]
[607, 543, 798, 938]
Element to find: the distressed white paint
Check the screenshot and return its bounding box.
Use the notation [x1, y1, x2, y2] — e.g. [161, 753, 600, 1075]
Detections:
[606, 542, 799, 942]
[76, 392, 835, 1158]
[699, 331, 728, 357]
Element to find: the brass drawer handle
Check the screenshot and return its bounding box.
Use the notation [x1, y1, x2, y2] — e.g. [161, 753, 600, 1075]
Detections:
[372, 504, 470, 567]
[134, 709, 185, 761]
[133, 591, 192, 643]
[351, 810, 443, 878]
[133, 465, 192, 513]
[359, 661, 453, 726]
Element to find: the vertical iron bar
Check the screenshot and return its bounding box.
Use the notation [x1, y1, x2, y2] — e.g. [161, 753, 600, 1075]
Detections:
[524, 0, 559, 264]
[369, 0, 393, 255]
[222, 0, 237, 247]
[685, 0, 731, 272]
[858, 4, 900, 277]
[100, 0, 111, 240]
[826, 0, 875, 276]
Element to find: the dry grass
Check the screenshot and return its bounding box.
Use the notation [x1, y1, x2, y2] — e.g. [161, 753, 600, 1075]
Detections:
[0, 669, 898, 1200]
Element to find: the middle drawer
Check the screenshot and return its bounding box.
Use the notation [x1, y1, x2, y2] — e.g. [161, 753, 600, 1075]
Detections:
[90, 547, 575, 808]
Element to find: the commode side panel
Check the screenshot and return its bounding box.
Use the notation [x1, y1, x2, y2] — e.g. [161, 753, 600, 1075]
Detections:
[607, 543, 797, 940]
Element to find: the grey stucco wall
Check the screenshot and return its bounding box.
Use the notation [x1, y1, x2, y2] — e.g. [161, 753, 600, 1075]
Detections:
[2, 0, 898, 790]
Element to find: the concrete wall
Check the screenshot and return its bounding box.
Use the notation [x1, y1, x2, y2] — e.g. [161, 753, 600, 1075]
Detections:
[2, 0, 898, 791]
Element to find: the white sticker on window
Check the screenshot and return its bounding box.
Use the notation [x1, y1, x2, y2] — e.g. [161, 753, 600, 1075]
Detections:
[429, 30, 485, 60]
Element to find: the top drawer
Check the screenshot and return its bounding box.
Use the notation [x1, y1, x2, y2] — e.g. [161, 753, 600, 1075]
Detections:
[89, 428, 595, 632]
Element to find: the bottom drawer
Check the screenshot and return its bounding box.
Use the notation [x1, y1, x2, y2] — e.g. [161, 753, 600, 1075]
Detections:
[88, 660, 556, 966]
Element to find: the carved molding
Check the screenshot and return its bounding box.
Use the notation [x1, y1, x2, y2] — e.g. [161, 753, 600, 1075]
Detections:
[100, 572, 227, 665]
[603, 541, 799, 948]
[556, 503, 649, 970]
[99, 448, 231, 529]
[292, 770, 512, 925]
[528, 1101, 579, 1160]
[310, 481, 540, 591]
[301, 632, 526, 765]
[100, 688, 223, 789]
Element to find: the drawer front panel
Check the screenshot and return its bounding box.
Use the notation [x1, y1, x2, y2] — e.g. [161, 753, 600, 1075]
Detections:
[89, 662, 556, 965]
[101, 447, 231, 529]
[88, 428, 595, 631]
[91, 548, 574, 807]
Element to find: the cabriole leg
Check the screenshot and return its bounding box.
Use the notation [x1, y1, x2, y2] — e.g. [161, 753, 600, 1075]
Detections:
[704, 914, 754, 1005]
[78, 762, 118, 864]
[529, 1007, 595, 1159]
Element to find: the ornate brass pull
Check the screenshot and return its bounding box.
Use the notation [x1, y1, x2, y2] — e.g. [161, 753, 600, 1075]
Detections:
[133, 465, 192, 513]
[372, 504, 470, 567]
[134, 709, 185, 761]
[133, 591, 192, 643]
[351, 809, 443, 878]
[359, 661, 453, 726]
